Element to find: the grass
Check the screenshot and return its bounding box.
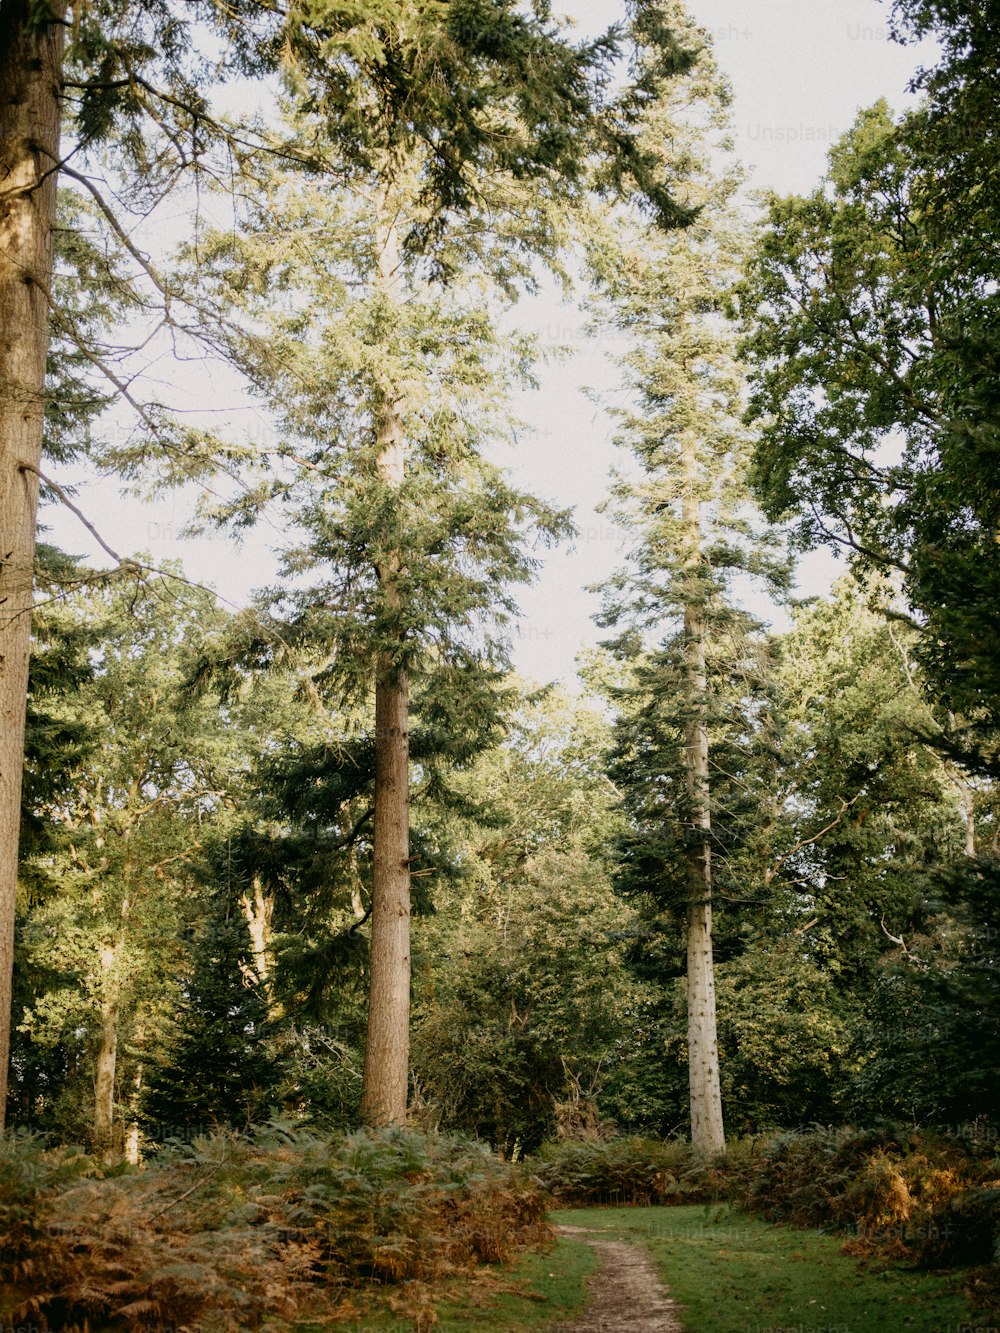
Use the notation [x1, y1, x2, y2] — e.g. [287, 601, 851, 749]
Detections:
[298, 1200, 985, 1331]
[550, 1204, 979, 1333]
[330, 1232, 597, 1331]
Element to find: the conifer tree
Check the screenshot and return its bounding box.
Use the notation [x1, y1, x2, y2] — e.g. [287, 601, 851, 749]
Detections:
[187, 3, 696, 1126]
[2, 0, 695, 1133]
[590, 4, 787, 1155]
[140, 903, 277, 1142]
[0, 0, 290, 1130]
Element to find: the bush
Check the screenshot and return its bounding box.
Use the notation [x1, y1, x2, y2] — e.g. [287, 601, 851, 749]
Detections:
[0, 1125, 549, 1330]
[724, 1122, 1000, 1302]
[531, 1125, 1000, 1294]
[531, 1136, 728, 1206]
[911, 1186, 1000, 1269]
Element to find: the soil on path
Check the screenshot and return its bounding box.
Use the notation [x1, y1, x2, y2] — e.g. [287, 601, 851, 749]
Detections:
[553, 1224, 684, 1333]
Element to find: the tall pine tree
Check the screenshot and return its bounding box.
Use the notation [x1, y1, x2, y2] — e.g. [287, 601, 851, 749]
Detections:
[185, 2, 696, 1126]
[591, 2, 787, 1154]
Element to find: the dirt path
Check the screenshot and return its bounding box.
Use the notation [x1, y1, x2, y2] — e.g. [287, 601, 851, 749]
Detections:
[553, 1225, 684, 1332]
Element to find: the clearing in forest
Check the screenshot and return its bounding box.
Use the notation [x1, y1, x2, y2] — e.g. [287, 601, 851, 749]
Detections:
[422, 1205, 980, 1332]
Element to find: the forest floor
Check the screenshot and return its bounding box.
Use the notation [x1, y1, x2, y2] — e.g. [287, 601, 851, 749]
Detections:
[340, 1203, 983, 1331]
[552, 1223, 683, 1332]
[545, 1205, 978, 1333]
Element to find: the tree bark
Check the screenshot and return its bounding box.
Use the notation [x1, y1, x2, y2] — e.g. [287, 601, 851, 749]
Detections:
[0, 0, 65, 1132]
[93, 940, 119, 1155]
[680, 430, 726, 1157]
[361, 661, 410, 1125]
[93, 1004, 118, 1154]
[240, 873, 273, 991]
[361, 200, 411, 1126]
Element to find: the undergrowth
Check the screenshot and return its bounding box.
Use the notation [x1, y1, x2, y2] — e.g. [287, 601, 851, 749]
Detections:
[531, 1136, 726, 1206]
[532, 1125, 1000, 1321]
[0, 1124, 549, 1331]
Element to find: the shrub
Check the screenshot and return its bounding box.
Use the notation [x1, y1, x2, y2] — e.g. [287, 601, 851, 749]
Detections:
[0, 1125, 549, 1330]
[723, 1122, 1000, 1304]
[531, 1136, 727, 1206]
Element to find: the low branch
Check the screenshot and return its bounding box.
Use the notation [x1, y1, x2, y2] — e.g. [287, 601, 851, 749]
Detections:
[21, 463, 240, 609]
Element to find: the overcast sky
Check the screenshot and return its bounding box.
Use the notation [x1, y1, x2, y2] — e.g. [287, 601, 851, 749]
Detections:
[45, 1, 937, 687]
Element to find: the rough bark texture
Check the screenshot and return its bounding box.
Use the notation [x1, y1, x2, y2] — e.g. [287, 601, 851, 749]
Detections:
[360, 204, 412, 1126]
[680, 432, 726, 1157]
[0, 0, 65, 1132]
[361, 662, 411, 1125]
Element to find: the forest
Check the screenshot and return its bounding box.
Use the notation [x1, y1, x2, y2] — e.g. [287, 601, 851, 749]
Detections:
[0, 0, 998, 1328]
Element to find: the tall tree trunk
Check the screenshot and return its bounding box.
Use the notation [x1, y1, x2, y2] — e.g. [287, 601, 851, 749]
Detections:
[93, 941, 119, 1155]
[93, 1006, 118, 1154]
[680, 430, 726, 1156]
[361, 202, 411, 1126]
[0, 0, 65, 1132]
[362, 661, 410, 1124]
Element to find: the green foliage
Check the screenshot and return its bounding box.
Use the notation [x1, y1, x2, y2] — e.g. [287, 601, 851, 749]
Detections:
[412, 847, 640, 1154]
[738, 25, 1000, 731]
[727, 1124, 1000, 1261]
[140, 904, 280, 1141]
[848, 857, 1000, 1126]
[532, 1136, 720, 1206]
[713, 942, 856, 1130]
[0, 1131, 97, 1279]
[12, 571, 249, 1146]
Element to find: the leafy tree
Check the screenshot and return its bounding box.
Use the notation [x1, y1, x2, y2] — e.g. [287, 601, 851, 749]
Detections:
[0, 0, 290, 1130]
[410, 686, 640, 1152]
[721, 581, 975, 1129]
[737, 5, 1000, 736]
[13, 570, 241, 1152]
[848, 857, 1000, 1127]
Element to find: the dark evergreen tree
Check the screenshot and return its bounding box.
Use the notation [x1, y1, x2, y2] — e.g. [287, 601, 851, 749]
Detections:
[141, 903, 279, 1142]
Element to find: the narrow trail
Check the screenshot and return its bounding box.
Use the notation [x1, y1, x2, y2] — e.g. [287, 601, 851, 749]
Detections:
[553, 1225, 684, 1333]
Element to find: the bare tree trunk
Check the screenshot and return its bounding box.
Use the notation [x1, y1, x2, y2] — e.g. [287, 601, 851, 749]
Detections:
[240, 873, 273, 991]
[361, 201, 411, 1126]
[93, 939, 120, 1155]
[362, 661, 410, 1124]
[680, 432, 725, 1157]
[93, 1002, 118, 1154]
[124, 1044, 143, 1166]
[0, 0, 65, 1132]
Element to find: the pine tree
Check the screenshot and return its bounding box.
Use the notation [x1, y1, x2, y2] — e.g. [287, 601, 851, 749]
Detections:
[140, 903, 277, 1142]
[184, 2, 696, 1127]
[590, 3, 787, 1155]
[0, 0, 67, 1135]
[0, 0, 282, 1131]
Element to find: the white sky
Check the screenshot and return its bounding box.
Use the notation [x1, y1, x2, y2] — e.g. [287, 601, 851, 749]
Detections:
[45, 0, 937, 687]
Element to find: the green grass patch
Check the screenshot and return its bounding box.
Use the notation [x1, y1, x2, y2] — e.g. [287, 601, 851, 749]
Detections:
[550, 1204, 977, 1333]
